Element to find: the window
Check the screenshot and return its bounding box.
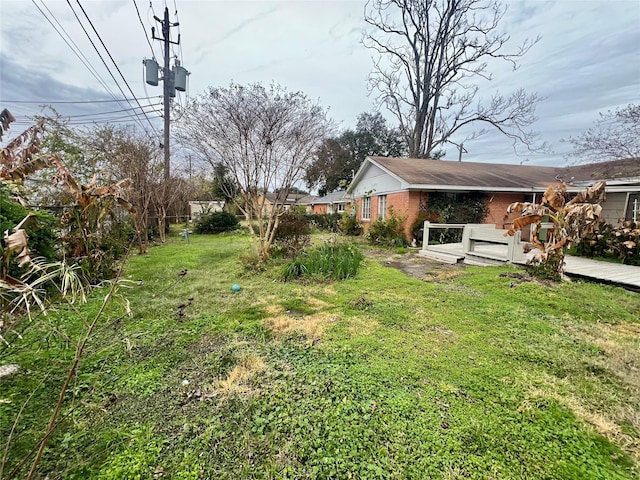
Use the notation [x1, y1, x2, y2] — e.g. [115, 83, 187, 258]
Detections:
[337, 203, 346, 213]
[362, 197, 371, 220]
[627, 193, 640, 221]
[378, 195, 387, 220]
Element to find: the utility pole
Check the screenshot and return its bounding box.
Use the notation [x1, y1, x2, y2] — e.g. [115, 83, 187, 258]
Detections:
[152, 7, 180, 181]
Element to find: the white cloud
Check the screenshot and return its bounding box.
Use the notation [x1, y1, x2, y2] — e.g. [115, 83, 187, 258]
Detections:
[1, 0, 638, 164]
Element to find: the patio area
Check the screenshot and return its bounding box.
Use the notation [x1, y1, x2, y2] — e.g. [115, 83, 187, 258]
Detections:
[420, 242, 640, 290]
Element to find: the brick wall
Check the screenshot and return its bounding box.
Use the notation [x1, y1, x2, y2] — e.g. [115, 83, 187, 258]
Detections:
[355, 191, 425, 240]
[313, 204, 328, 214]
[356, 190, 529, 239]
[485, 192, 527, 228]
[384, 191, 424, 240]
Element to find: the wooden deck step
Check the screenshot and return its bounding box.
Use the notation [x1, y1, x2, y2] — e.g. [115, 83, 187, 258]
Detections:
[418, 249, 464, 264]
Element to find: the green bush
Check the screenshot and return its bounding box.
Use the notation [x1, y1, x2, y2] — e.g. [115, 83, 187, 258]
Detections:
[569, 221, 640, 265]
[1, 184, 59, 278]
[271, 212, 311, 257]
[412, 192, 488, 245]
[282, 240, 364, 280]
[366, 208, 407, 247]
[194, 211, 239, 234]
[305, 213, 342, 233]
[340, 213, 363, 236]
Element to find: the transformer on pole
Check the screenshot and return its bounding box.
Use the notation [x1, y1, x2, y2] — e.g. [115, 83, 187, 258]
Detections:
[141, 7, 189, 181]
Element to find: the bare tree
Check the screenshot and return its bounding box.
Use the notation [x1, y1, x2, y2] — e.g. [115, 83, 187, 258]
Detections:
[364, 0, 542, 158]
[176, 83, 331, 260]
[565, 104, 640, 162]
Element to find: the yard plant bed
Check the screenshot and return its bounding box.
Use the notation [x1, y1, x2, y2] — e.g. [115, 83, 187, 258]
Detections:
[1, 233, 639, 479]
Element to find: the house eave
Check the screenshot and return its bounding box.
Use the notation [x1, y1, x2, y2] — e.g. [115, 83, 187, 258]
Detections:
[406, 184, 548, 193]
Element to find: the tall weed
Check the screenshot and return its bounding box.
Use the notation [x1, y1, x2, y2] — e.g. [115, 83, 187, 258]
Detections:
[282, 240, 364, 280]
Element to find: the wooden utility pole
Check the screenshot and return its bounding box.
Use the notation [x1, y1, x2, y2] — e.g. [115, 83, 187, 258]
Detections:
[152, 7, 180, 180]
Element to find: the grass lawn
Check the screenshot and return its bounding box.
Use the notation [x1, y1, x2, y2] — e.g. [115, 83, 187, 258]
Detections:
[1, 232, 639, 479]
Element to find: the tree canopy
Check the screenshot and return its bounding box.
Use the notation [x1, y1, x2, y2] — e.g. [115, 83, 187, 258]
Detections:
[305, 112, 405, 195]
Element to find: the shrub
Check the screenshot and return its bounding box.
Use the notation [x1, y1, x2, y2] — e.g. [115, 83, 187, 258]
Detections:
[0, 185, 59, 269]
[271, 212, 311, 257]
[366, 208, 407, 247]
[194, 211, 239, 234]
[412, 192, 488, 245]
[282, 240, 364, 280]
[569, 221, 640, 265]
[340, 213, 363, 236]
[240, 250, 265, 274]
[305, 213, 342, 233]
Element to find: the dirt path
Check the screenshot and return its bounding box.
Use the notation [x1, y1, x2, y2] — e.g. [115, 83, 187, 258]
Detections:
[363, 248, 466, 282]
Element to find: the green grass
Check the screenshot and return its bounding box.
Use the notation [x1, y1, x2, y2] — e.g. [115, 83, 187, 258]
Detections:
[1, 232, 639, 479]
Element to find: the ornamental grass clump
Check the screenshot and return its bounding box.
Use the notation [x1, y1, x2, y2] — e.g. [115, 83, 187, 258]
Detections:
[282, 241, 364, 281]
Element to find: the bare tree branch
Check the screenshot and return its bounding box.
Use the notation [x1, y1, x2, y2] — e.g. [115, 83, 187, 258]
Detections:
[175, 83, 332, 260]
[564, 104, 640, 163]
[363, 0, 543, 158]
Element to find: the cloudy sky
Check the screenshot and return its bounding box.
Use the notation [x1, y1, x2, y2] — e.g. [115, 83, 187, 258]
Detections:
[1, 0, 639, 167]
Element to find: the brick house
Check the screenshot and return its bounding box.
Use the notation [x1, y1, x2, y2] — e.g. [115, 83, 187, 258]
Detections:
[300, 190, 353, 214]
[347, 156, 640, 242]
[257, 192, 308, 215]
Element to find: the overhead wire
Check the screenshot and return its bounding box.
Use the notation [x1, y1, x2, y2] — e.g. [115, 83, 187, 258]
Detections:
[2, 97, 162, 104]
[30, 0, 121, 105]
[57, 102, 163, 119]
[168, 0, 187, 113]
[10, 103, 163, 123]
[133, 0, 156, 59]
[64, 0, 151, 134]
[75, 0, 159, 135]
[69, 0, 159, 137]
[173, 0, 184, 63]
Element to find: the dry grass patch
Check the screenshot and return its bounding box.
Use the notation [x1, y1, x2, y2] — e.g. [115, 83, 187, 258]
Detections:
[423, 269, 464, 282]
[564, 320, 640, 393]
[265, 312, 335, 344]
[215, 353, 266, 396]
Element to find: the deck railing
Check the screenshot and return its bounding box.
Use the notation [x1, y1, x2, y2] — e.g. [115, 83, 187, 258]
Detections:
[421, 221, 490, 249]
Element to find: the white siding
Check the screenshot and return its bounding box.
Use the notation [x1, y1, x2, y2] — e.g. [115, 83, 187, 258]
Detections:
[351, 164, 402, 197]
[601, 193, 629, 224]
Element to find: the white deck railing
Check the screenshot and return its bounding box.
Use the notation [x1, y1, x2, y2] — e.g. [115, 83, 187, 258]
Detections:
[421, 221, 490, 249]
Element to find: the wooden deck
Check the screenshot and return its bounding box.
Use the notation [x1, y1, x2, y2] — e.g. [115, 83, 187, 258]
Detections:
[563, 256, 640, 290]
[420, 244, 640, 290]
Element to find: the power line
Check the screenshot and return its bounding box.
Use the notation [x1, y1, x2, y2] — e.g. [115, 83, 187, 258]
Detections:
[30, 0, 121, 105]
[133, 0, 155, 58]
[38, 0, 118, 99]
[67, 0, 158, 137]
[173, 0, 183, 62]
[75, 0, 161, 136]
[1, 96, 162, 104]
[11, 103, 163, 125]
[57, 102, 163, 119]
[12, 114, 162, 125]
[11, 103, 162, 120]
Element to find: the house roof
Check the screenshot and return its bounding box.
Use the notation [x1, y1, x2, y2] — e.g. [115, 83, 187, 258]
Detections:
[264, 192, 308, 204]
[298, 194, 319, 205]
[349, 156, 640, 193]
[314, 190, 352, 204]
[563, 157, 640, 184]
